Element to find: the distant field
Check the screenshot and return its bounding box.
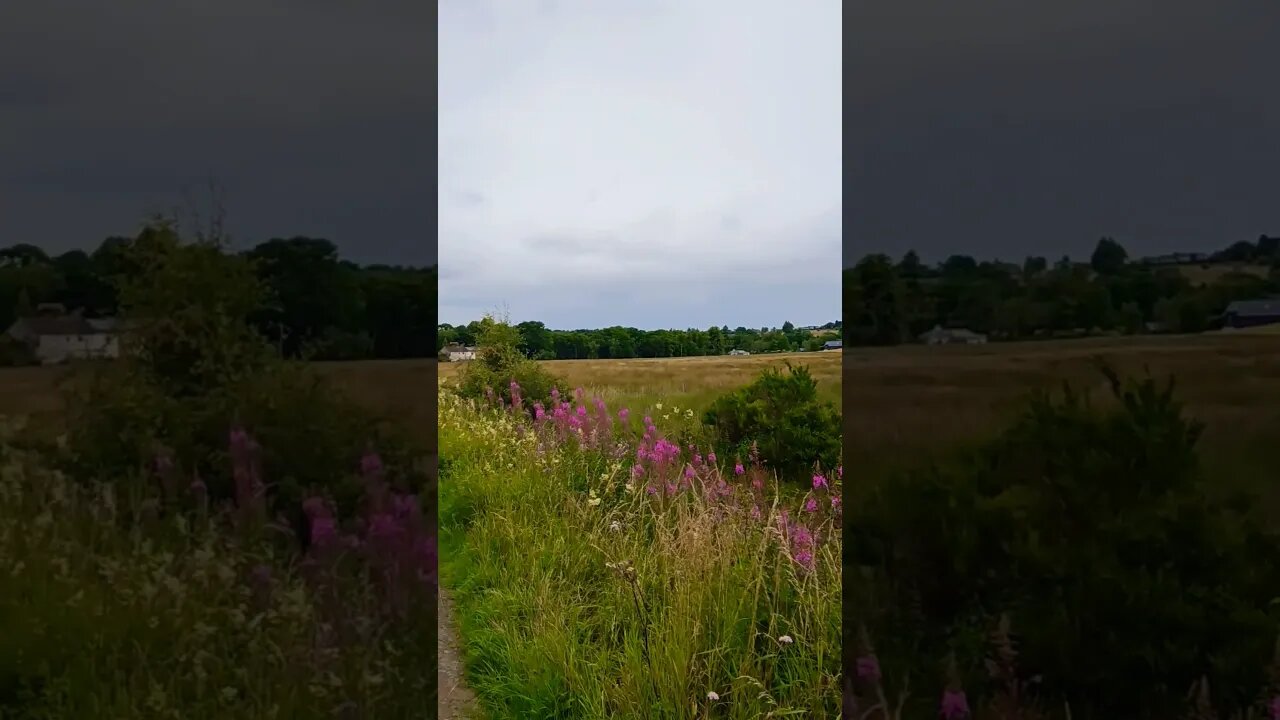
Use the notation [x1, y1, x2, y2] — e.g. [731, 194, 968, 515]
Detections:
[440, 351, 843, 411]
[1174, 262, 1270, 285]
[844, 332, 1280, 505]
[0, 360, 439, 447]
[0, 353, 847, 439]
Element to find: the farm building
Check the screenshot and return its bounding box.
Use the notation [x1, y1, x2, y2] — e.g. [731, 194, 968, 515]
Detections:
[1222, 300, 1280, 329]
[919, 325, 988, 345]
[441, 343, 477, 361]
[5, 305, 122, 364]
[727, 349, 750, 356]
[1139, 252, 1209, 266]
[822, 340, 843, 350]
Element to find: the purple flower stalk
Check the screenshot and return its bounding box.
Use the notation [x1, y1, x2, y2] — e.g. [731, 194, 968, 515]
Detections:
[855, 654, 882, 682]
[939, 690, 970, 719]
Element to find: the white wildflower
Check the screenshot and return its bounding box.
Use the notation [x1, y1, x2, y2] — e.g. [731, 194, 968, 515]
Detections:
[707, 691, 720, 701]
[778, 635, 794, 645]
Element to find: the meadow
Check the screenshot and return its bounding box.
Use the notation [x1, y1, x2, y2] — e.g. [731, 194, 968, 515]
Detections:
[0, 359, 439, 719]
[843, 332, 1280, 718]
[438, 350, 844, 719]
[843, 333, 1280, 503]
[439, 351, 841, 414]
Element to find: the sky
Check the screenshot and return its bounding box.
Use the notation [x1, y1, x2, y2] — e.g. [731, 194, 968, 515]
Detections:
[848, 0, 1280, 267]
[0, 1, 432, 266]
[438, 0, 842, 330]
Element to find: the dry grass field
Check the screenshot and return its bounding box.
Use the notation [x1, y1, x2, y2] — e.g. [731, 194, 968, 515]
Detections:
[1174, 262, 1270, 285]
[440, 351, 843, 409]
[0, 353, 843, 442]
[844, 332, 1280, 505]
[0, 360, 441, 449]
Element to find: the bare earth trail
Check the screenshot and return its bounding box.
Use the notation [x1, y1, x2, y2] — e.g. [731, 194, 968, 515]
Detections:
[438, 587, 479, 719]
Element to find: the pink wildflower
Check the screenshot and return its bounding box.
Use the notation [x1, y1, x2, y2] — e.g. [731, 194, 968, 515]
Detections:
[310, 516, 338, 546]
[804, 497, 818, 513]
[813, 474, 828, 489]
[940, 690, 970, 719]
[856, 655, 882, 681]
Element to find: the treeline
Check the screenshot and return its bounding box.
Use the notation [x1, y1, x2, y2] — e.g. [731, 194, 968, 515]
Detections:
[844, 235, 1280, 346]
[437, 320, 842, 360]
[0, 229, 436, 360]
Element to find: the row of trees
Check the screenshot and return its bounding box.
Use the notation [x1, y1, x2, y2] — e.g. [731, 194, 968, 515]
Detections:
[844, 235, 1280, 345]
[0, 233, 437, 361]
[437, 320, 842, 360]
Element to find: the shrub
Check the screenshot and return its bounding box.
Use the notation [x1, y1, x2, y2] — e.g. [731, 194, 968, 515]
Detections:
[61, 219, 428, 528]
[850, 366, 1280, 717]
[0, 336, 37, 367]
[456, 315, 563, 407]
[0, 421, 435, 719]
[702, 362, 841, 481]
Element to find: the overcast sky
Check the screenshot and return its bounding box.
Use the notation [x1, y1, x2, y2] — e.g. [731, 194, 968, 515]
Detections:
[438, 0, 841, 330]
[849, 0, 1280, 267]
[0, 1, 432, 266]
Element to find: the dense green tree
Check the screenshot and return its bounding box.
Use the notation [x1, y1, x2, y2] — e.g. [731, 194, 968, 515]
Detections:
[247, 237, 364, 357]
[1090, 237, 1129, 275]
[840, 236, 1280, 346]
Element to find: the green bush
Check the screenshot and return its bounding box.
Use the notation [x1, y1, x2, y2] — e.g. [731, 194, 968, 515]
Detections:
[0, 336, 37, 367]
[702, 362, 841, 481]
[456, 315, 563, 408]
[849, 366, 1280, 717]
[61, 219, 428, 525]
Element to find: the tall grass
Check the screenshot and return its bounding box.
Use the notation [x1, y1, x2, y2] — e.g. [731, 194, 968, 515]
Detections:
[0, 416, 435, 719]
[439, 382, 842, 719]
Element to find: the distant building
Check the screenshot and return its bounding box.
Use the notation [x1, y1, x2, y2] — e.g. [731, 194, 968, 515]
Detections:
[822, 340, 843, 350]
[727, 349, 750, 356]
[441, 343, 477, 361]
[1222, 300, 1280, 329]
[5, 306, 122, 364]
[919, 325, 988, 345]
[1140, 252, 1209, 266]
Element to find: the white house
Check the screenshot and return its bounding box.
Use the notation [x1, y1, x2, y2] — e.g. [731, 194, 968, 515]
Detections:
[441, 343, 477, 361]
[5, 307, 122, 364]
[919, 325, 988, 346]
[727, 349, 750, 356]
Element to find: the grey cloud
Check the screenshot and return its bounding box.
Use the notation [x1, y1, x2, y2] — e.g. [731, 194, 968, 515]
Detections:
[847, 0, 1280, 264]
[0, 1, 432, 264]
[438, 0, 841, 329]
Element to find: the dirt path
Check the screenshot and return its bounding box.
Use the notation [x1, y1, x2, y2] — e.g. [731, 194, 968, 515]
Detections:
[438, 587, 479, 719]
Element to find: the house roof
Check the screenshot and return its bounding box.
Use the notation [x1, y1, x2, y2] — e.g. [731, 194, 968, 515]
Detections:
[920, 326, 986, 339]
[1225, 300, 1280, 317]
[12, 315, 97, 336]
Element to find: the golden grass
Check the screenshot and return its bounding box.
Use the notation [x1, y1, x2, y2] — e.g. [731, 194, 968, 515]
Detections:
[440, 351, 843, 410]
[0, 360, 440, 451]
[844, 333, 1280, 489]
[0, 353, 844, 445]
[1174, 262, 1270, 286]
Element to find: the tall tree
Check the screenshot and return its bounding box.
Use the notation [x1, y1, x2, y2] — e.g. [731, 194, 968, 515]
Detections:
[1090, 237, 1129, 275]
